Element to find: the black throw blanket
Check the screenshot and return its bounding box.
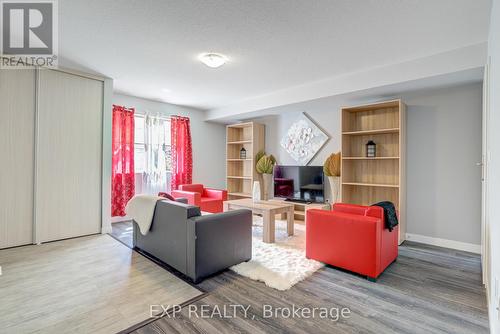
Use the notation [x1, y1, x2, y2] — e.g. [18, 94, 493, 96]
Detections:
[372, 201, 398, 231]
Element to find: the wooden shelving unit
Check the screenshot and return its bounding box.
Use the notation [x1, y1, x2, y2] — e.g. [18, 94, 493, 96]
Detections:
[291, 202, 330, 222]
[269, 198, 330, 223]
[226, 122, 265, 200]
[340, 99, 406, 244]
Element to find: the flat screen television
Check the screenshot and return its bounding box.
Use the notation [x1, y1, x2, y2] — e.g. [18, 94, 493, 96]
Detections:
[273, 165, 324, 203]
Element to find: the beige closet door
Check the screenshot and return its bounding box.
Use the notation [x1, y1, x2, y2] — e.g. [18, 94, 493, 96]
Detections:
[36, 70, 103, 242]
[0, 69, 36, 249]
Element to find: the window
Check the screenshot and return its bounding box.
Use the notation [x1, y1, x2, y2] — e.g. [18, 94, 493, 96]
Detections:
[134, 114, 171, 174]
[134, 115, 146, 173]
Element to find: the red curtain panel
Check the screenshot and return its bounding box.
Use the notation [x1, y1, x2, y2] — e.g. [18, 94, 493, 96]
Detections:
[111, 105, 135, 216]
[171, 115, 193, 190]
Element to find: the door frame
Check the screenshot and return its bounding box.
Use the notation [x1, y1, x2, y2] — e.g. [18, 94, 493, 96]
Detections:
[481, 57, 491, 290]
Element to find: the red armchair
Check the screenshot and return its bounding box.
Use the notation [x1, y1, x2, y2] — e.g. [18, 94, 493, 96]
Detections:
[171, 184, 227, 213]
[306, 203, 398, 281]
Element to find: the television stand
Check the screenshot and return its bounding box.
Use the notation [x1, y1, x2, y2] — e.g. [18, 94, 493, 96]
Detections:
[271, 198, 330, 222]
[284, 198, 312, 204]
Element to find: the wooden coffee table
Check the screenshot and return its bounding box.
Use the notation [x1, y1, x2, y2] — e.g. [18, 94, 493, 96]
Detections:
[223, 198, 294, 243]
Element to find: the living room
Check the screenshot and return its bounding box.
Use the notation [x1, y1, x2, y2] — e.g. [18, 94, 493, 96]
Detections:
[1, 1, 500, 333]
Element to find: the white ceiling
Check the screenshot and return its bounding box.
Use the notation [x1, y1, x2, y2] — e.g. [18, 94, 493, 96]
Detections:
[217, 68, 484, 123]
[59, 0, 491, 111]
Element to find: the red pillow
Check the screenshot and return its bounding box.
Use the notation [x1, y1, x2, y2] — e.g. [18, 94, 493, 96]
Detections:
[158, 192, 176, 201]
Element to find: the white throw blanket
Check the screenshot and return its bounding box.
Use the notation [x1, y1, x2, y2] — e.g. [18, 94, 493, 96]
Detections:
[125, 195, 164, 235]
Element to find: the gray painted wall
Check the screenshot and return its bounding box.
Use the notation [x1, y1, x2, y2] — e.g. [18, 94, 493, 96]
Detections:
[248, 83, 482, 245]
[113, 94, 226, 189]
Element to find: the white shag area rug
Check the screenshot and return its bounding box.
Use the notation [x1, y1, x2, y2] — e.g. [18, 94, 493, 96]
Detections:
[231, 217, 324, 291]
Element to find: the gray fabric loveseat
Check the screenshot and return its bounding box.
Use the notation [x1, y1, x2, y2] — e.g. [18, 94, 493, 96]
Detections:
[133, 199, 252, 283]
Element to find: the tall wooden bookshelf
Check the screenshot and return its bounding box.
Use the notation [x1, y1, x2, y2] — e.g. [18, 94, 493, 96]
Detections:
[340, 100, 406, 244]
[226, 122, 265, 200]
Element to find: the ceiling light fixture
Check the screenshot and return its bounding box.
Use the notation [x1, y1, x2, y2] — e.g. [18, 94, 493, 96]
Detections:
[199, 53, 228, 68]
[161, 88, 171, 93]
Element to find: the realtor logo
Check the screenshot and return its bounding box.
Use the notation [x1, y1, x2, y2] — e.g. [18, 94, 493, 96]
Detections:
[1, 0, 58, 68]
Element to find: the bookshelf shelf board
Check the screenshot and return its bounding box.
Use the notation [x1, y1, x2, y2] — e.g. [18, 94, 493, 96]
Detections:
[228, 192, 252, 198]
[342, 128, 399, 136]
[342, 156, 399, 160]
[227, 140, 252, 144]
[342, 182, 399, 188]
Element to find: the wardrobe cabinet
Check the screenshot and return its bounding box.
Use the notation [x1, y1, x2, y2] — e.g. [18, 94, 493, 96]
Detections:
[36, 70, 103, 242]
[0, 69, 36, 249]
[0, 67, 106, 248]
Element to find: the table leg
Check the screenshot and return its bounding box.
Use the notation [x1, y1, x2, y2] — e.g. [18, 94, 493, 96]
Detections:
[287, 207, 294, 236]
[263, 211, 275, 243]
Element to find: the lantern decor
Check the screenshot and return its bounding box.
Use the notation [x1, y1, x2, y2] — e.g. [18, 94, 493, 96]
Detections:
[240, 147, 247, 159]
[366, 140, 376, 158]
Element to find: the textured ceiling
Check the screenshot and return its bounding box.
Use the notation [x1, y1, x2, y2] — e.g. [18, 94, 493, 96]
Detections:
[59, 0, 491, 110]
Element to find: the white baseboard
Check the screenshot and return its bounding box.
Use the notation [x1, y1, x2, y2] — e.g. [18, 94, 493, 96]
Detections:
[405, 233, 481, 254]
[101, 225, 112, 234]
[111, 215, 132, 223]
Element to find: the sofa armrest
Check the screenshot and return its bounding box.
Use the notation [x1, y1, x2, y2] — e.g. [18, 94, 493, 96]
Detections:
[365, 206, 384, 220]
[332, 203, 367, 215]
[171, 190, 201, 206]
[186, 209, 252, 282]
[204, 188, 228, 200]
[179, 184, 204, 193]
[175, 197, 188, 204]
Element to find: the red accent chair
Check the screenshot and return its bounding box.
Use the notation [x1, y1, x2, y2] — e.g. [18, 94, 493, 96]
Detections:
[306, 203, 398, 281]
[171, 184, 228, 213]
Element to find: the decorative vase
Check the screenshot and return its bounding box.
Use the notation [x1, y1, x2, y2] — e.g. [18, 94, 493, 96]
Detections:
[262, 173, 273, 201]
[328, 176, 340, 204]
[252, 181, 261, 201]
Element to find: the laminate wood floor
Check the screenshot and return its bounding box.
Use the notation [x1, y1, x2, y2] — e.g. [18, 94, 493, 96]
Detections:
[0, 234, 202, 334]
[111, 221, 134, 248]
[133, 241, 489, 334]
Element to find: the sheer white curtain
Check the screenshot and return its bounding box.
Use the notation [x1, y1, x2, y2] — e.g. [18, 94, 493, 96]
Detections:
[140, 113, 171, 195]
